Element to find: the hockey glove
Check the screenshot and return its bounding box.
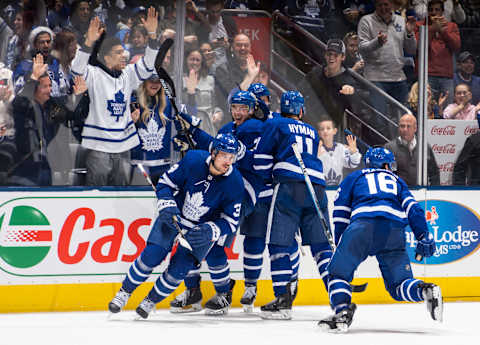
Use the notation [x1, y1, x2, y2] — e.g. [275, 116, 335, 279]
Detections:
[415, 232, 435, 259]
[174, 112, 201, 132]
[185, 222, 220, 248]
[172, 134, 191, 152]
[156, 199, 180, 225]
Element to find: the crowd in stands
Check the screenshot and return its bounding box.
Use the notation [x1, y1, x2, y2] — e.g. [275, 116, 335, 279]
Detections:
[0, 0, 479, 187]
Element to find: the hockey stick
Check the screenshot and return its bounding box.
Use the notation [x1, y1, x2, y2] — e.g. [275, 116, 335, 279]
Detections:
[136, 163, 192, 251]
[291, 143, 368, 293]
[153, 40, 195, 151]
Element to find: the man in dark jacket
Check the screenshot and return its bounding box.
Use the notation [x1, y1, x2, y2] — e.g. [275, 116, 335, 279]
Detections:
[11, 54, 74, 186]
[385, 113, 440, 186]
[453, 114, 480, 185]
[299, 39, 359, 128]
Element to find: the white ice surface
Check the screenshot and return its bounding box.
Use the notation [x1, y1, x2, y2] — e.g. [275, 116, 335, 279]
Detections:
[0, 302, 477, 345]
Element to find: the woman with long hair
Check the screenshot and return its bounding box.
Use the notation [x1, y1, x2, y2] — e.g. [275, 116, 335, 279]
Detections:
[183, 48, 220, 135]
[51, 29, 78, 97]
[130, 74, 173, 185]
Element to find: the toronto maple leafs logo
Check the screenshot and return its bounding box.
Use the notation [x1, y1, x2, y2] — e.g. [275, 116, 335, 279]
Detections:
[182, 191, 210, 221]
[138, 118, 166, 152]
[107, 90, 127, 122]
[326, 168, 341, 186]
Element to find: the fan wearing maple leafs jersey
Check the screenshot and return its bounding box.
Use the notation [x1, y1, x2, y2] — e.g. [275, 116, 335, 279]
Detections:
[108, 134, 244, 319]
[317, 118, 361, 186]
[130, 74, 174, 185]
[70, 10, 159, 185]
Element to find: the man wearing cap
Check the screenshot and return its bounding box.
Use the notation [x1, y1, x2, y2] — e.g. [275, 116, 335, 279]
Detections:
[12, 26, 64, 97]
[299, 38, 358, 130]
[454, 51, 480, 105]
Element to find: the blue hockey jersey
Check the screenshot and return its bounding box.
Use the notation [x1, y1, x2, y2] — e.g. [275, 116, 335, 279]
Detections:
[332, 168, 429, 244]
[191, 118, 270, 204]
[130, 97, 173, 167]
[253, 116, 325, 186]
[156, 150, 244, 245]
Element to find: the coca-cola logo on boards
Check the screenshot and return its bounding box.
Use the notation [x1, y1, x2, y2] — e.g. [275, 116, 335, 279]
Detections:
[438, 162, 454, 172]
[464, 126, 480, 136]
[431, 125, 456, 136]
[432, 144, 456, 154]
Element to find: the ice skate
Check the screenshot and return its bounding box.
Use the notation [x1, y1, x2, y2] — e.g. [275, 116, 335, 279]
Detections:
[420, 283, 443, 322]
[204, 280, 235, 315]
[240, 284, 257, 313]
[318, 303, 357, 333]
[290, 279, 298, 302]
[135, 297, 156, 319]
[170, 287, 203, 313]
[108, 288, 131, 313]
[260, 288, 293, 320]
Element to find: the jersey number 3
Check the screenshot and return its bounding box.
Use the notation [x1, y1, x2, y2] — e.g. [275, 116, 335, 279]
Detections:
[365, 172, 397, 195]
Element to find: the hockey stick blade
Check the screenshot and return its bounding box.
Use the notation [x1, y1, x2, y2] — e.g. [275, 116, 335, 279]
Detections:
[172, 215, 193, 251]
[351, 282, 368, 293]
[154, 38, 173, 73]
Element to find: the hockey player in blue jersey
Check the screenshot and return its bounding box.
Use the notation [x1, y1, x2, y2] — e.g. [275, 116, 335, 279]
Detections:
[108, 133, 244, 319]
[318, 147, 442, 332]
[170, 88, 301, 313]
[253, 90, 331, 319]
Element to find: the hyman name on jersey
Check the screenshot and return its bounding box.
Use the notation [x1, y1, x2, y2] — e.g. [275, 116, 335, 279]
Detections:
[288, 124, 315, 139]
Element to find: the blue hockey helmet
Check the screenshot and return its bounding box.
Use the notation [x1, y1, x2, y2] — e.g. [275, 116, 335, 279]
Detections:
[364, 147, 397, 171]
[248, 83, 270, 99]
[212, 133, 239, 155]
[230, 90, 257, 113]
[280, 90, 304, 115]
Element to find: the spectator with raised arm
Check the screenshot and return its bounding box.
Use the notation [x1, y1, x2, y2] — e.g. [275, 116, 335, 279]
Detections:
[299, 39, 359, 129]
[70, 8, 159, 186]
[358, 0, 416, 134]
[317, 116, 362, 186]
[407, 81, 447, 119]
[415, 0, 461, 105]
[196, 0, 238, 69]
[214, 33, 260, 126]
[13, 26, 64, 97]
[10, 53, 81, 186]
[411, 0, 465, 24]
[343, 32, 364, 74]
[443, 83, 480, 120]
[183, 49, 219, 135]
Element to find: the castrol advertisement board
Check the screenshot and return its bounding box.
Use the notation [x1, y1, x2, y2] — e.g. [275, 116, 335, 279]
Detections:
[1, 189, 479, 311]
[427, 120, 479, 185]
